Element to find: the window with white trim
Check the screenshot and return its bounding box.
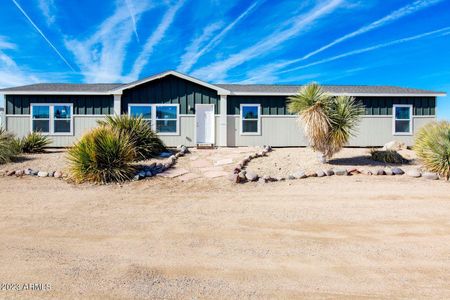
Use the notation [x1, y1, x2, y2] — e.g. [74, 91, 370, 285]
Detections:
[31, 104, 73, 135]
[129, 104, 152, 126]
[393, 104, 412, 135]
[240, 104, 260, 135]
[156, 105, 178, 134]
[128, 104, 179, 135]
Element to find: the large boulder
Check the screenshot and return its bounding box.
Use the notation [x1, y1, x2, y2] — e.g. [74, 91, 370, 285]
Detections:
[391, 167, 404, 175]
[382, 140, 407, 151]
[292, 170, 307, 179]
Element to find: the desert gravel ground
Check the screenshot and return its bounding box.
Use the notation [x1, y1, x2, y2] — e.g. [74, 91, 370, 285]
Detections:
[0, 149, 449, 299]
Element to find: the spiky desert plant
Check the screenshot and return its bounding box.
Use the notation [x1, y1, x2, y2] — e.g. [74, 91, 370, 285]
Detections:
[287, 83, 332, 159]
[370, 149, 408, 164]
[98, 115, 166, 160]
[0, 128, 19, 164]
[16, 131, 51, 153]
[288, 83, 364, 161]
[67, 127, 137, 184]
[414, 121, 450, 180]
[327, 95, 365, 156]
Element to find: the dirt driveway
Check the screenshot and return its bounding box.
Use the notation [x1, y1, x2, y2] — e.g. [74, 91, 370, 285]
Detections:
[0, 173, 449, 299]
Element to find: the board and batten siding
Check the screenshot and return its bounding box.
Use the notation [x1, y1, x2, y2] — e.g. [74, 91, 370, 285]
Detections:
[5, 95, 114, 115]
[227, 96, 436, 116]
[121, 75, 220, 114]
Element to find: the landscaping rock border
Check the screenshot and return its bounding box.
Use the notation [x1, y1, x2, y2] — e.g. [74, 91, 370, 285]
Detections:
[231, 147, 443, 184]
[0, 145, 190, 182]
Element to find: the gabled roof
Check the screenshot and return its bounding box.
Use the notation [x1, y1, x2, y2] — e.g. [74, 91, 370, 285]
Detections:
[216, 84, 446, 97]
[109, 70, 231, 95]
[0, 70, 446, 97]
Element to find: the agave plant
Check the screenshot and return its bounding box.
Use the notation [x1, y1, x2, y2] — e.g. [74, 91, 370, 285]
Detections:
[16, 131, 51, 153]
[0, 128, 19, 164]
[414, 121, 450, 180]
[288, 83, 364, 162]
[98, 115, 166, 160]
[67, 127, 137, 184]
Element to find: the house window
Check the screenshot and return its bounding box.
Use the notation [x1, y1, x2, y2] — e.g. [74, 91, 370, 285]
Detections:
[31, 104, 73, 135]
[240, 104, 260, 135]
[129, 104, 152, 125]
[128, 104, 179, 135]
[156, 105, 178, 134]
[393, 104, 412, 135]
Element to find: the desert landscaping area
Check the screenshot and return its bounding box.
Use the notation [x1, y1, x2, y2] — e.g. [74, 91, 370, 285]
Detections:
[1, 147, 450, 299]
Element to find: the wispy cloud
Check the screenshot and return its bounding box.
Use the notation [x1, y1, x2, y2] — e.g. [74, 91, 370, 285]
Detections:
[37, 0, 56, 26]
[124, 0, 140, 43]
[11, 0, 75, 71]
[301, 0, 445, 60]
[65, 1, 154, 82]
[280, 26, 450, 74]
[0, 42, 39, 87]
[191, 0, 344, 81]
[242, 0, 445, 83]
[178, 1, 262, 73]
[126, 0, 185, 81]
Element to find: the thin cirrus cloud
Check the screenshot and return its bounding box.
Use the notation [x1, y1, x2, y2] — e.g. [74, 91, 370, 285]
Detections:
[125, 0, 185, 81]
[279, 26, 450, 75]
[65, 1, 154, 82]
[191, 0, 344, 82]
[178, 0, 263, 73]
[11, 0, 75, 72]
[243, 0, 445, 83]
[37, 0, 56, 26]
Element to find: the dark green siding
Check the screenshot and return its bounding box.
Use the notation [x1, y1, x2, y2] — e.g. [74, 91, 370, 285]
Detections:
[228, 96, 436, 116]
[121, 75, 220, 114]
[5, 95, 113, 115]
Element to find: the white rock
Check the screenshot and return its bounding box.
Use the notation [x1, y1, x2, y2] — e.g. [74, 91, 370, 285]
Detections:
[406, 169, 421, 178]
[382, 140, 407, 151]
[422, 172, 439, 180]
[37, 171, 48, 177]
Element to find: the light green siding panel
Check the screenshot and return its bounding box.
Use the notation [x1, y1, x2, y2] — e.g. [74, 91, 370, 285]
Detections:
[5, 115, 106, 147]
[227, 115, 436, 147]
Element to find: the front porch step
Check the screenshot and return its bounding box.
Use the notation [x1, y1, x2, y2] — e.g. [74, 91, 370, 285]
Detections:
[197, 143, 214, 149]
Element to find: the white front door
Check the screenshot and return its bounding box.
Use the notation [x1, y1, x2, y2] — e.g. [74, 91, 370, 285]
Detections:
[195, 104, 215, 144]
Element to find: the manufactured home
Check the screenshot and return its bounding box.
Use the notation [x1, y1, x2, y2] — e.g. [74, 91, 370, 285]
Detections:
[0, 70, 446, 147]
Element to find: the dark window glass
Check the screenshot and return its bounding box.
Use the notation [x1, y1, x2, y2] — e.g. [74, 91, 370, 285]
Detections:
[156, 106, 177, 119]
[156, 120, 177, 133]
[32, 106, 49, 119]
[242, 106, 258, 119]
[130, 105, 152, 119]
[33, 120, 50, 133]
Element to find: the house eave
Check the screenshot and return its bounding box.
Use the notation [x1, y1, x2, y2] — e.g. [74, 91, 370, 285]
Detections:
[0, 91, 119, 95]
[229, 92, 447, 97]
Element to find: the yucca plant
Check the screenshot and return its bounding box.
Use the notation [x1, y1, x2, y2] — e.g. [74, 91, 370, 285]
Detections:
[16, 131, 51, 153]
[414, 121, 450, 180]
[288, 83, 364, 162]
[98, 115, 166, 160]
[0, 127, 19, 164]
[370, 149, 408, 164]
[67, 127, 137, 184]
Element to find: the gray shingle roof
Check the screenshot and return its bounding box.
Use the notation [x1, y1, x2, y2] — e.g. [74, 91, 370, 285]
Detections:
[215, 84, 443, 95]
[0, 83, 124, 92]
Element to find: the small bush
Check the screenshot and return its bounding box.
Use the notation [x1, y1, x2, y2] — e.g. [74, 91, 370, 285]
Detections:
[0, 128, 19, 164]
[98, 115, 166, 160]
[370, 149, 408, 164]
[16, 132, 51, 153]
[414, 121, 450, 180]
[67, 127, 137, 184]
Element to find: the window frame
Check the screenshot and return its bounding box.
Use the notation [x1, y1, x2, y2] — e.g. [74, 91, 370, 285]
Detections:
[128, 104, 153, 127]
[240, 104, 261, 136]
[128, 103, 180, 136]
[30, 103, 73, 136]
[392, 104, 413, 136]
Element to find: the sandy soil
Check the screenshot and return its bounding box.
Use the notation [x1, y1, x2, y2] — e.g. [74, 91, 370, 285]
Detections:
[0, 164, 449, 298]
[248, 147, 420, 177]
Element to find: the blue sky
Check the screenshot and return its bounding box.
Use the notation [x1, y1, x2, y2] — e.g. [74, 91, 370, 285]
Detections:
[0, 0, 449, 119]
